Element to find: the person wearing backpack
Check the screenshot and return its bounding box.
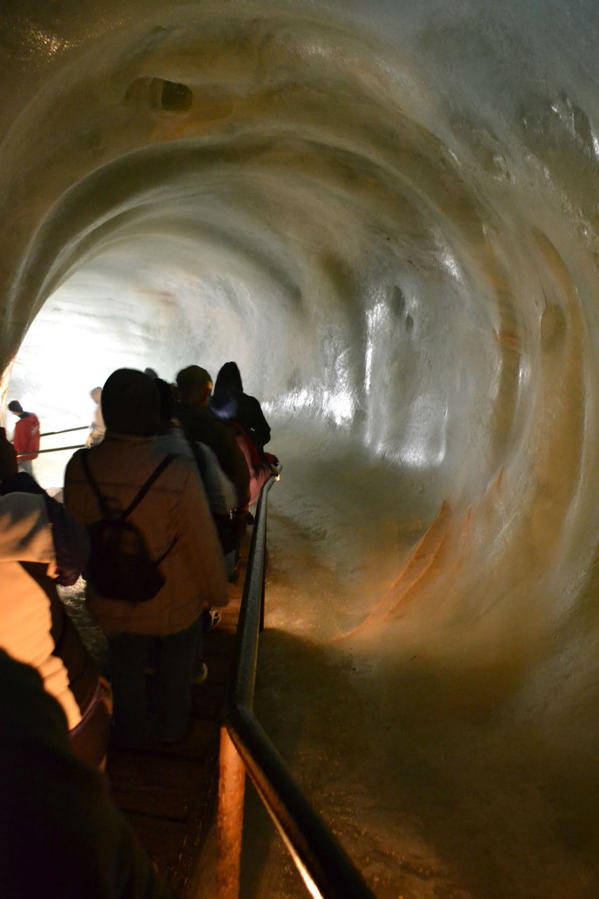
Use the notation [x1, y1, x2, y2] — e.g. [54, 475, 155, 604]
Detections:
[64, 369, 228, 748]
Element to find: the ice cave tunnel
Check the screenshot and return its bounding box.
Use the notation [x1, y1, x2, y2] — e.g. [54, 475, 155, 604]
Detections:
[3, 1, 599, 896]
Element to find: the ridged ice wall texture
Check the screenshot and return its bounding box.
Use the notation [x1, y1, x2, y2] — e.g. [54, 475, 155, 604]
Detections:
[3, 2, 599, 896]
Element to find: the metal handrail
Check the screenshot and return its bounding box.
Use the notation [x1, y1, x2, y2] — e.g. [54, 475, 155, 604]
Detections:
[223, 472, 375, 899]
[17, 443, 85, 458]
[15, 425, 88, 458]
[40, 425, 88, 437]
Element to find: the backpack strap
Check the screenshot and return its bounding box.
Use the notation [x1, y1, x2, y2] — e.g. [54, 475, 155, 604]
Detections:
[122, 454, 174, 518]
[80, 450, 175, 520]
[80, 450, 112, 518]
[155, 534, 178, 566]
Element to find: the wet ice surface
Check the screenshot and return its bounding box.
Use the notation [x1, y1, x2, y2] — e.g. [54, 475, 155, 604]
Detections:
[262, 424, 442, 640]
[244, 423, 599, 899]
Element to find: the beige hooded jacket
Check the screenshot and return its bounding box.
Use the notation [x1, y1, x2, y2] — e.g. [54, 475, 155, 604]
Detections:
[64, 433, 228, 637]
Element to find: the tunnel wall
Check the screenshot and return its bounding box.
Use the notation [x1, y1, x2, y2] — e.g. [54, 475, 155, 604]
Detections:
[3, 0, 599, 678]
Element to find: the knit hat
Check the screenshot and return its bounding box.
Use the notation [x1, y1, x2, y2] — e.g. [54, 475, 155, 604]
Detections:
[101, 369, 159, 436]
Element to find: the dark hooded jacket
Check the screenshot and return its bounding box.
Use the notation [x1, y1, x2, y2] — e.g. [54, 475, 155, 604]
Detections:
[213, 362, 271, 454]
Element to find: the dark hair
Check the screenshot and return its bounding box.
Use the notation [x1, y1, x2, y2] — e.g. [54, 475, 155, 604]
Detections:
[215, 362, 243, 395]
[8, 400, 23, 414]
[176, 365, 212, 397]
[101, 369, 159, 436]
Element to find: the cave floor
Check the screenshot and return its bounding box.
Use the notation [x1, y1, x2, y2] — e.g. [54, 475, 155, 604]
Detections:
[104, 552, 246, 897]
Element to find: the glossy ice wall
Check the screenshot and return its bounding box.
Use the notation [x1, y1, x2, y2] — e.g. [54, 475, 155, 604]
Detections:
[4, 0, 599, 626]
[3, 1, 599, 893]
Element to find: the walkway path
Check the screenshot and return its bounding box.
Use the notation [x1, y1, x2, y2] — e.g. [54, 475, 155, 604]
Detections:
[105, 554, 247, 896]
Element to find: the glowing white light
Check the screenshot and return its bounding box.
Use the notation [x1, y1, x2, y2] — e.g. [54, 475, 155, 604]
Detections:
[518, 360, 531, 384]
[323, 387, 354, 425]
[266, 380, 355, 427]
[364, 343, 373, 394]
[397, 394, 448, 468]
[272, 388, 316, 415]
[365, 301, 388, 394]
[440, 251, 462, 281]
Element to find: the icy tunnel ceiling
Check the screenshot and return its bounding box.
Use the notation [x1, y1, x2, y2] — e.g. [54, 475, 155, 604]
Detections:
[4, 0, 599, 637]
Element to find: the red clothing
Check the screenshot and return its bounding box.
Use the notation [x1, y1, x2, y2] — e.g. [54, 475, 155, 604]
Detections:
[232, 422, 272, 504]
[13, 413, 40, 460]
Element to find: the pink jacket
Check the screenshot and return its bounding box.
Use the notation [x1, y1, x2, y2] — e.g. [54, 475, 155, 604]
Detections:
[64, 433, 228, 636]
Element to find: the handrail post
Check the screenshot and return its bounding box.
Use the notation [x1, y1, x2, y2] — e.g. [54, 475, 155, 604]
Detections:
[216, 727, 247, 899]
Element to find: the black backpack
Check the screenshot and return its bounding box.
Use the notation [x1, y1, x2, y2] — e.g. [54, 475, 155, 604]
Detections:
[80, 451, 177, 602]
